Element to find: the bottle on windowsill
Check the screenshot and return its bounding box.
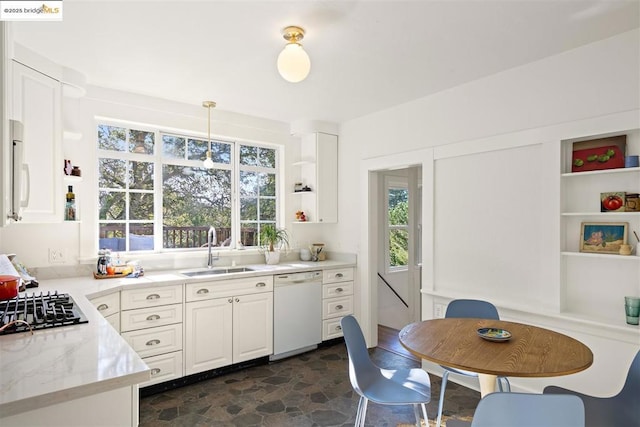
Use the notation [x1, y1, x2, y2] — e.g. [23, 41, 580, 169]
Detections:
[65, 185, 76, 221]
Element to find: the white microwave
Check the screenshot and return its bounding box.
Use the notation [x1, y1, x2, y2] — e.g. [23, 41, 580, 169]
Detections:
[8, 119, 29, 222]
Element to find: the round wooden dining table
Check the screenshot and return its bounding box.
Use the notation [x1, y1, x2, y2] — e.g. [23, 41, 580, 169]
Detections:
[399, 318, 593, 397]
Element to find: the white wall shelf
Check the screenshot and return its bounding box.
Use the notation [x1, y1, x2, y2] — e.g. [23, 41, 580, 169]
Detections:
[561, 166, 640, 178]
[561, 212, 640, 216]
[561, 251, 640, 260]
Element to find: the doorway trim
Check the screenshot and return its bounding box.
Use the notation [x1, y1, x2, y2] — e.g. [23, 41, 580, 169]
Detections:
[358, 148, 434, 346]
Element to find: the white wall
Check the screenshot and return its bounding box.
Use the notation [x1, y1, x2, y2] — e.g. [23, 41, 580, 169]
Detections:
[339, 29, 639, 396]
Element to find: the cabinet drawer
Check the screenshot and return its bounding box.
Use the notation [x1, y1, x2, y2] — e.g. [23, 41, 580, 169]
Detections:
[121, 284, 183, 310]
[121, 323, 183, 358]
[323, 318, 345, 340]
[121, 304, 183, 332]
[322, 281, 354, 298]
[186, 276, 273, 302]
[105, 312, 120, 333]
[89, 292, 120, 318]
[141, 351, 183, 387]
[323, 268, 354, 284]
[322, 295, 353, 319]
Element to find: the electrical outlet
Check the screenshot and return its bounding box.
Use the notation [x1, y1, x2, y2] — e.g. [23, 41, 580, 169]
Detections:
[434, 303, 445, 319]
[48, 248, 66, 264]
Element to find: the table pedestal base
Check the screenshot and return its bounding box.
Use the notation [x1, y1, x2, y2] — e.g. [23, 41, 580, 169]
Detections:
[478, 374, 497, 398]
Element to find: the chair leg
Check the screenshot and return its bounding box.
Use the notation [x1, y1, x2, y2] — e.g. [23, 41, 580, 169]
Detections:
[420, 403, 429, 426]
[436, 370, 450, 427]
[497, 376, 511, 392]
[413, 404, 421, 427]
[355, 396, 368, 427]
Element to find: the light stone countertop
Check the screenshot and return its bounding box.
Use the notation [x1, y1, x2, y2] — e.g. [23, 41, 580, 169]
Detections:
[0, 259, 356, 417]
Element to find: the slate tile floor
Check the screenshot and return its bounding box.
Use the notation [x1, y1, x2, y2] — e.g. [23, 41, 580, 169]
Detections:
[139, 341, 480, 427]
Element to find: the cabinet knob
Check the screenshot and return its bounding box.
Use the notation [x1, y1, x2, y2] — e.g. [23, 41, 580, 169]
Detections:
[150, 368, 161, 376]
[336, 305, 343, 310]
[255, 282, 266, 287]
[96, 303, 109, 311]
[336, 273, 343, 278]
[146, 314, 160, 321]
[146, 339, 161, 346]
[146, 294, 160, 300]
[235, 298, 240, 303]
[335, 287, 343, 293]
[336, 325, 342, 331]
[228, 298, 233, 303]
[196, 288, 209, 295]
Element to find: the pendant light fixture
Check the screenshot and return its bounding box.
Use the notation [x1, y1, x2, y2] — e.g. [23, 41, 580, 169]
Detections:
[202, 101, 216, 169]
[277, 26, 311, 83]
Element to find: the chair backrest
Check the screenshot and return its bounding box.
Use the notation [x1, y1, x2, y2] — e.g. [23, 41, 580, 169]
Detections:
[445, 299, 499, 320]
[340, 315, 380, 396]
[619, 349, 640, 397]
[471, 392, 585, 427]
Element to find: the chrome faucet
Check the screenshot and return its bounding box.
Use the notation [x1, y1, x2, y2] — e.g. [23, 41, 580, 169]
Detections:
[207, 226, 218, 269]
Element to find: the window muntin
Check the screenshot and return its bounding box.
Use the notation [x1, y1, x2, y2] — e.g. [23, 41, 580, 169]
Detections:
[97, 123, 277, 252]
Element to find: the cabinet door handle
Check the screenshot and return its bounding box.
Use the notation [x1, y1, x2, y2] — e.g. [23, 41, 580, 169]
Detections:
[146, 314, 160, 321]
[336, 305, 343, 310]
[146, 294, 160, 300]
[96, 303, 109, 311]
[146, 339, 161, 346]
[336, 325, 342, 331]
[196, 288, 209, 295]
[255, 282, 266, 287]
[150, 368, 161, 376]
[335, 273, 343, 278]
[235, 298, 240, 303]
[335, 287, 343, 293]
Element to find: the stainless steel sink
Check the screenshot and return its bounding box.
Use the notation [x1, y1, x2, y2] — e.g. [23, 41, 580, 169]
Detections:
[181, 267, 255, 277]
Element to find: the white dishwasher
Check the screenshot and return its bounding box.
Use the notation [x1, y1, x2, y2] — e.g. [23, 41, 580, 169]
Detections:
[270, 270, 322, 361]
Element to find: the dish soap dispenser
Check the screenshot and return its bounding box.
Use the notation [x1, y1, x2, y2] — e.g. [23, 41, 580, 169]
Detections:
[65, 185, 76, 221]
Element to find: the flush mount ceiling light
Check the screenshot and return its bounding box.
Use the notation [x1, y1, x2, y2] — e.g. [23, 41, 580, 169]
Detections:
[277, 26, 311, 83]
[202, 101, 216, 169]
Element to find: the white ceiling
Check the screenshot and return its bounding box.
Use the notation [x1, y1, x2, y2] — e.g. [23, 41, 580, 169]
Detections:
[10, 0, 640, 124]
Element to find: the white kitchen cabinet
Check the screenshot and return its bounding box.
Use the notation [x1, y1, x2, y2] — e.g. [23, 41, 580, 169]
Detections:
[120, 284, 184, 386]
[184, 276, 273, 375]
[11, 60, 62, 223]
[560, 129, 640, 327]
[89, 291, 121, 332]
[292, 132, 338, 224]
[322, 267, 354, 340]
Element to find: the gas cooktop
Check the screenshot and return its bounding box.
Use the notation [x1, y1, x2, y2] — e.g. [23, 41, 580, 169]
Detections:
[0, 291, 89, 335]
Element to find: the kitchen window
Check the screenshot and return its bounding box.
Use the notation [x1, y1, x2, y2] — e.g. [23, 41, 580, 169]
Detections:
[386, 181, 409, 271]
[97, 122, 279, 252]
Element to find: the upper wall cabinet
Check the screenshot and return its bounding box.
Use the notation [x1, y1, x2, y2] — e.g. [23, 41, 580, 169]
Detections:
[292, 132, 338, 224]
[12, 60, 62, 223]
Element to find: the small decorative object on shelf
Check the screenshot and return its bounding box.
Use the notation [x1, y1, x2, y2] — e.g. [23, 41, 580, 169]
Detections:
[601, 192, 626, 212]
[625, 155, 639, 168]
[579, 221, 628, 254]
[294, 182, 303, 192]
[571, 135, 626, 173]
[625, 193, 639, 212]
[71, 166, 81, 177]
[295, 210, 307, 222]
[64, 159, 72, 175]
[64, 185, 76, 221]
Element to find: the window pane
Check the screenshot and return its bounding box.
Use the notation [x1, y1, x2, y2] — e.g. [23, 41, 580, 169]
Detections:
[260, 173, 275, 196]
[129, 161, 154, 190]
[258, 147, 276, 168]
[240, 198, 257, 221]
[162, 134, 186, 159]
[240, 171, 258, 196]
[390, 229, 408, 267]
[130, 192, 154, 220]
[211, 142, 231, 164]
[99, 223, 125, 251]
[240, 223, 258, 247]
[162, 165, 231, 249]
[259, 198, 276, 221]
[99, 158, 126, 189]
[389, 189, 408, 226]
[239, 145, 258, 166]
[129, 129, 154, 154]
[129, 224, 154, 251]
[99, 191, 125, 220]
[98, 125, 126, 151]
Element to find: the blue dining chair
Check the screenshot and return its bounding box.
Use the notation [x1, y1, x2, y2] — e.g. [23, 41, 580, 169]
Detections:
[446, 392, 585, 427]
[436, 299, 511, 427]
[543, 349, 640, 427]
[340, 315, 431, 427]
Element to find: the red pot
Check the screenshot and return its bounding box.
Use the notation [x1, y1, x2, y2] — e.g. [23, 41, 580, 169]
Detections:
[0, 275, 19, 301]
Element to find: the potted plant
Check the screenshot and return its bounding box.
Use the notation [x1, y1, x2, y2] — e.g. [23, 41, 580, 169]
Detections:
[260, 225, 289, 265]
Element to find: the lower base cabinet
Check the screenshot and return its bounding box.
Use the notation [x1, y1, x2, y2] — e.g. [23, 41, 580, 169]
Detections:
[184, 277, 274, 375]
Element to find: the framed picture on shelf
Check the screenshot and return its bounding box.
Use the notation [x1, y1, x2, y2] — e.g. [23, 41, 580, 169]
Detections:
[580, 222, 628, 254]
